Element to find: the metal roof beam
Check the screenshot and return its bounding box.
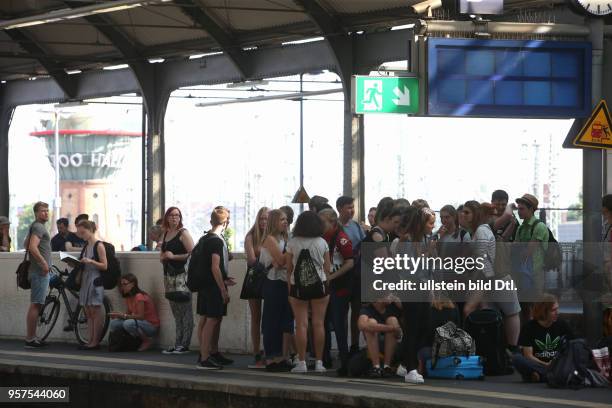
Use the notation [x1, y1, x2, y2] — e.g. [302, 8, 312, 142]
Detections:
[293, 0, 351, 83]
[294, 0, 345, 37]
[174, 0, 248, 79]
[4, 29, 77, 98]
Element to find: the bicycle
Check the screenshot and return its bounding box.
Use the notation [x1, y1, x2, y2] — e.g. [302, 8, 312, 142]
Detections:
[36, 265, 111, 345]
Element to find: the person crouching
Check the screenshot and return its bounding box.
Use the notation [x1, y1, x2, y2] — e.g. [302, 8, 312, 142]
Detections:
[109, 273, 160, 351]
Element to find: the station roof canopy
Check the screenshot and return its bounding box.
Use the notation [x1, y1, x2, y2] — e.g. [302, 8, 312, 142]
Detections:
[0, 0, 570, 84]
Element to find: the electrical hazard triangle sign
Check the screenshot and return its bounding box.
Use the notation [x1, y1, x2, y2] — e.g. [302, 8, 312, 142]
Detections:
[572, 100, 612, 149]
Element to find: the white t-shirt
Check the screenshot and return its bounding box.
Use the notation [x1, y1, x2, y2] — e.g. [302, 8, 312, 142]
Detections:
[473, 224, 496, 278]
[287, 236, 328, 285]
[260, 237, 287, 281]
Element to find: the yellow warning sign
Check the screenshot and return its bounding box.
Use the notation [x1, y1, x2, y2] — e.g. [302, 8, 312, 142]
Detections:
[573, 100, 612, 149]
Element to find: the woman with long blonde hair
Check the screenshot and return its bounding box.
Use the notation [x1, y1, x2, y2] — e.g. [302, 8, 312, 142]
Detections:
[243, 206, 269, 369]
[259, 209, 293, 371]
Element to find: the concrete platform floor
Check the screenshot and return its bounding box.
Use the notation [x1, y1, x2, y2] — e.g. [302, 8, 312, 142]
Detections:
[0, 339, 610, 408]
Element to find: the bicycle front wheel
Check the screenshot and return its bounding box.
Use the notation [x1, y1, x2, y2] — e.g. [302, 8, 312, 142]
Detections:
[74, 296, 111, 345]
[37, 295, 61, 341]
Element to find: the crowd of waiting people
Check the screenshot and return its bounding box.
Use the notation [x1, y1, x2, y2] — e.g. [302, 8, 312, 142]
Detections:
[11, 190, 612, 384]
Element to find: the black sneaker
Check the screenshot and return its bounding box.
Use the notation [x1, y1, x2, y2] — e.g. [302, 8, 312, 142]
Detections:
[210, 352, 233, 365]
[382, 366, 396, 378]
[366, 366, 383, 379]
[196, 357, 223, 370]
[266, 360, 293, 372]
[322, 357, 334, 369]
[63, 324, 74, 332]
[24, 339, 44, 349]
[172, 346, 190, 355]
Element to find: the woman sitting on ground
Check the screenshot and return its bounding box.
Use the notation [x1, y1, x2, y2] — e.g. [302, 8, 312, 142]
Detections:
[513, 293, 573, 382]
[109, 273, 160, 351]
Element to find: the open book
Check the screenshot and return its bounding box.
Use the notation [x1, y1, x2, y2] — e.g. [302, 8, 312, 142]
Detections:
[60, 251, 81, 268]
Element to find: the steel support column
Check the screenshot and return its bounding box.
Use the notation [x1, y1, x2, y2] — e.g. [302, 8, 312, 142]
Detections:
[583, 18, 604, 345]
[0, 107, 13, 218]
[139, 67, 170, 243]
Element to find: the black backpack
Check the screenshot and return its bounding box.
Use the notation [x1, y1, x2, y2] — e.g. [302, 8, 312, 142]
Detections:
[81, 241, 121, 290]
[108, 327, 142, 352]
[186, 234, 209, 292]
[530, 220, 562, 271]
[464, 309, 511, 376]
[546, 338, 609, 389]
[293, 248, 325, 300]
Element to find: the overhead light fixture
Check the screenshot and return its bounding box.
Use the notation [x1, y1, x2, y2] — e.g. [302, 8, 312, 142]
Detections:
[291, 185, 310, 204]
[282, 37, 324, 46]
[65, 69, 82, 75]
[189, 51, 223, 59]
[54, 100, 88, 109]
[0, 0, 172, 31]
[226, 80, 269, 89]
[195, 88, 343, 108]
[391, 24, 415, 31]
[103, 64, 129, 70]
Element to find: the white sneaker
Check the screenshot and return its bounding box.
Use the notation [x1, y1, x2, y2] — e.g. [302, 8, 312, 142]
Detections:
[314, 360, 326, 373]
[291, 360, 307, 373]
[396, 364, 408, 377]
[404, 369, 424, 384]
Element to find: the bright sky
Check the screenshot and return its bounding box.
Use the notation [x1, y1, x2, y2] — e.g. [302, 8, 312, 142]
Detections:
[7, 73, 581, 250]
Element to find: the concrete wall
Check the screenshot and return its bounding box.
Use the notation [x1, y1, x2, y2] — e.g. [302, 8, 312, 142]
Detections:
[0, 252, 252, 354]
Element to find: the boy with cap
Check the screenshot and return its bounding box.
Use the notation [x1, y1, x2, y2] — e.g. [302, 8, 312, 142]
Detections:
[515, 194, 549, 300]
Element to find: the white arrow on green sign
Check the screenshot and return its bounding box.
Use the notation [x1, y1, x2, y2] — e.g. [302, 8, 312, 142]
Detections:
[352, 75, 419, 114]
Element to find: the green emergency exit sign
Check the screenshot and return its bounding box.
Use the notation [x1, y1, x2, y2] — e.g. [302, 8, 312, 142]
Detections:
[352, 76, 419, 114]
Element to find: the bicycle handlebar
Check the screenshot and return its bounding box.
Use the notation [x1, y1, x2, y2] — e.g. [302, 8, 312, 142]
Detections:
[50, 265, 70, 277]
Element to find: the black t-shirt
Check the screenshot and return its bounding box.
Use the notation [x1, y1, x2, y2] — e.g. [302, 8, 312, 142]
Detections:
[200, 232, 228, 288]
[518, 319, 574, 362]
[161, 229, 188, 269]
[51, 232, 84, 251]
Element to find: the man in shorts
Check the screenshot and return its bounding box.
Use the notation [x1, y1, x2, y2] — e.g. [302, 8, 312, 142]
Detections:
[356, 299, 402, 378]
[196, 206, 235, 370]
[25, 202, 52, 348]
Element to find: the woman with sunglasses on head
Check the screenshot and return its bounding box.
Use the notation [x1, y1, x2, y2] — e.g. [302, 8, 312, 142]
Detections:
[109, 273, 160, 352]
[160, 206, 195, 355]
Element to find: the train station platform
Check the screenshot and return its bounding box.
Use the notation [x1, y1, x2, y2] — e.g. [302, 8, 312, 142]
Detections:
[0, 339, 610, 408]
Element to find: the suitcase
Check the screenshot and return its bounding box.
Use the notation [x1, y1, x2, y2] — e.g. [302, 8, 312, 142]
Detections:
[426, 356, 484, 380]
[464, 308, 511, 375]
